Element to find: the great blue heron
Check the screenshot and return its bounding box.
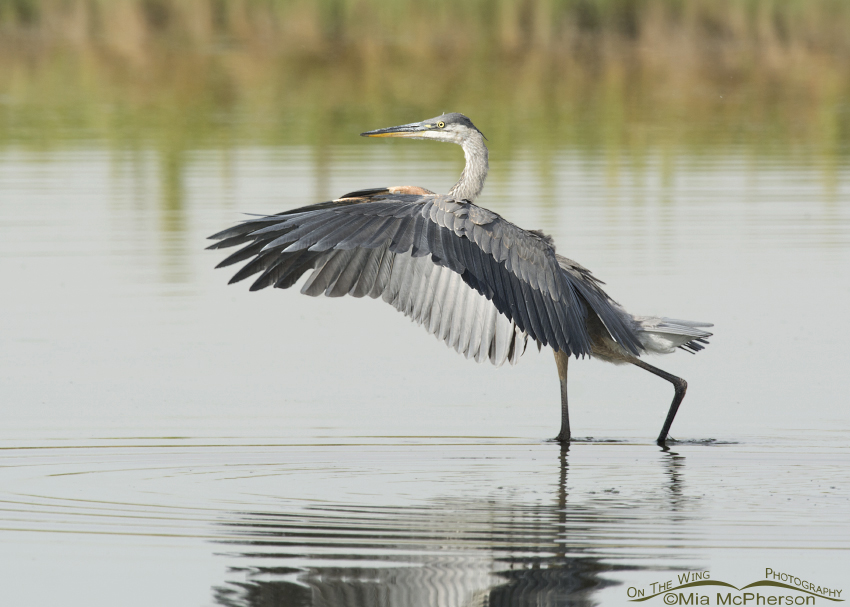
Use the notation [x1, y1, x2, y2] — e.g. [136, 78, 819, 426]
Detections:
[208, 113, 712, 444]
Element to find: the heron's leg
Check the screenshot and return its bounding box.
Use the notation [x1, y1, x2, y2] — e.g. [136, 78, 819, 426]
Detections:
[553, 351, 571, 442]
[629, 358, 687, 445]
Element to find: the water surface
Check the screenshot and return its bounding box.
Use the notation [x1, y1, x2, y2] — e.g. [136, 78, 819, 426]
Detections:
[1, 142, 849, 605]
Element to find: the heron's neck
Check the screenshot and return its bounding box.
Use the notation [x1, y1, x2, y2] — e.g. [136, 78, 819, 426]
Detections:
[448, 133, 489, 202]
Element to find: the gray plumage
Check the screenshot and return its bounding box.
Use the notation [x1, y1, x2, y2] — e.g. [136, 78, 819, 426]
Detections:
[208, 113, 713, 444]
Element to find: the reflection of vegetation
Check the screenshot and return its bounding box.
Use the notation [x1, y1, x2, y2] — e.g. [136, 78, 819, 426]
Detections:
[0, 0, 848, 157]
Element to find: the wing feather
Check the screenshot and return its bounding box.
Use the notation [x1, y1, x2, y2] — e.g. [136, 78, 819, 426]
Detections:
[336, 216, 391, 249]
[427, 265, 452, 334]
[368, 246, 395, 299]
[350, 244, 388, 298]
[446, 280, 469, 351]
[300, 249, 354, 296]
[390, 217, 417, 254]
[209, 193, 646, 359]
[268, 251, 323, 291]
[327, 247, 375, 297]
[457, 279, 480, 356]
[520, 281, 547, 345]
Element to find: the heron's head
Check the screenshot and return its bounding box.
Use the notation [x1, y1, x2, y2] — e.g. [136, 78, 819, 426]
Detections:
[361, 113, 485, 145]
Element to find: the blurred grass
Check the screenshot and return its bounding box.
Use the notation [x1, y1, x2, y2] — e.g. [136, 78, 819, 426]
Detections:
[1, 0, 849, 158]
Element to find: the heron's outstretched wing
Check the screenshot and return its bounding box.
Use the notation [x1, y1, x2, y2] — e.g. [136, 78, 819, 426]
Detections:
[208, 192, 642, 358]
[212, 242, 526, 365]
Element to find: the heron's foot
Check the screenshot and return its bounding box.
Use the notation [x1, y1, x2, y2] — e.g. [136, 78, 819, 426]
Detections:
[659, 438, 737, 446]
[554, 431, 571, 443]
[656, 434, 675, 446]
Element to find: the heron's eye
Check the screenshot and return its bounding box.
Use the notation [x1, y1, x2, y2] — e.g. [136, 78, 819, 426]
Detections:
[437, 121, 445, 128]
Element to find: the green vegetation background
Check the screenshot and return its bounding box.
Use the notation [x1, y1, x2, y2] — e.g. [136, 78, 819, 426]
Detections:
[2, 0, 849, 157]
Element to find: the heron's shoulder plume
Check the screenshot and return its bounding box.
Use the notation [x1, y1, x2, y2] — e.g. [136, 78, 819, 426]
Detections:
[337, 186, 436, 201]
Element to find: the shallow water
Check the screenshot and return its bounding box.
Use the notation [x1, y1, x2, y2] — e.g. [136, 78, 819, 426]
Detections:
[1, 142, 849, 606]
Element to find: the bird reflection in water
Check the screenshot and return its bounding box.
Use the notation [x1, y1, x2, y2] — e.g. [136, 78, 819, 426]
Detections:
[211, 445, 695, 607]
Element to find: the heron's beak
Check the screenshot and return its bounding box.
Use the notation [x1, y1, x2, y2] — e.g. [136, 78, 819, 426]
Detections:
[361, 121, 433, 138]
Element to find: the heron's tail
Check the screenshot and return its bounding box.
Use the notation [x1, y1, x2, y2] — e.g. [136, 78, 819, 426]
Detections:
[633, 317, 713, 355]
